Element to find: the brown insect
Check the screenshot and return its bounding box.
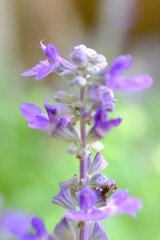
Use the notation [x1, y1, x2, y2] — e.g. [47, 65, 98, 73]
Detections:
[101, 183, 117, 201]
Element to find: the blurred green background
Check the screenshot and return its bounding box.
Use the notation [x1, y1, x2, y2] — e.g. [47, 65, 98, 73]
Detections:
[0, 0, 160, 239]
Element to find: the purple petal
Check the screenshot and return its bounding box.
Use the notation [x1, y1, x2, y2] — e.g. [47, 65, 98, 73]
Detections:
[94, 118, 122, 139]
[20, 103, 42, 121]
[31, 217, 47, 237]
[35, 63, 55, 80]
[79, 188, 97, 212]
[43, 99, 57, 119]
[22, 60, 50, 77]
[107, 75, 153, 91]
[43, 43, 60, 62]
[91, 222, 109, 240]
[28, 115, 49, 129]
[20, 234, 36, 240]
[52, 188, 76, 210]
[65, 208, 110, 222]
[4, 212, 31, 237]
[54, 218, 76, 240]
[108, 190, 142, 218]
[88, 152, 108, 175]
[109, 55, 132, 75]
[59, 116, 71, 126]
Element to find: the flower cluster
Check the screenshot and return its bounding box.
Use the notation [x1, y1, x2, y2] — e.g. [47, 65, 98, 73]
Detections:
[5, 42, 152, 239]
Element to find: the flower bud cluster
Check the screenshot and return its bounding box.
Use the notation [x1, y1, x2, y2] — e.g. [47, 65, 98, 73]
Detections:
[4, 41, 152, 239]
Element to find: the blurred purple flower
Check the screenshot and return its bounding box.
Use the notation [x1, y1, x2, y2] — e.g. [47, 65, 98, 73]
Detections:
[5, 214, 55, 240]
[65, 188, 142, 222]
[101, 55, 153, 91]
[22, 41, 76, 80]
[3, 212, 31, 238]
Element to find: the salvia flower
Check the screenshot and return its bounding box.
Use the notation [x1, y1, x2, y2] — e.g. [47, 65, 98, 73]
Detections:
[100, 55, 153, 91]
[20, 101, 79, 142]
[5, 214, 55, 240]
[22, 41, 76, 80]
[65, 188, 142, 222]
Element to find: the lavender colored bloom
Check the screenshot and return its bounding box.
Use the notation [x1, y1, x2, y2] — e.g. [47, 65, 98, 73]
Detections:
[101, 55, 153, 91]
[107, 190, 142, 218]
[20, 101, 79, 142]
[65, 188, 142, 222]
[3, 212, 31, 238]
[87, 108, 121, 142]
[5, 214, 55, 240]
[22, 41, 76, 80]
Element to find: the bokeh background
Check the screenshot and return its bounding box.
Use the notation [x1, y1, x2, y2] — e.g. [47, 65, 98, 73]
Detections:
[0, 0, 160, 239]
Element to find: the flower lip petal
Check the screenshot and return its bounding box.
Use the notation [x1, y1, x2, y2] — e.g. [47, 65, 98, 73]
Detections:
[35, 63, 55, 80]
[107, 75, 153, 92]
[21, 60, 50, 77]
[65, 208, 111, 222]
[28, 115, 49, 129]
[20, 103, 42, 121]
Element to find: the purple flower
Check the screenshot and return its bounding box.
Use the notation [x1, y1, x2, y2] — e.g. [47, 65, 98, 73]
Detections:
[4, 213, 56, 240]
[20, 101, 79, 142]
[87, 108, 122, 142]
[65, 188, 142, 222]
[101, 55, 153, 91]
[22, 41, 76, 80]
[3, 212, 31, 238]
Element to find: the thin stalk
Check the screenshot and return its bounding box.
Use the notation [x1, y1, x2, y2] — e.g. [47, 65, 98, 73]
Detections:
[79, 87, 87, 184]
[79, 223, 88, 240]
[79, 87, 88, 240]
